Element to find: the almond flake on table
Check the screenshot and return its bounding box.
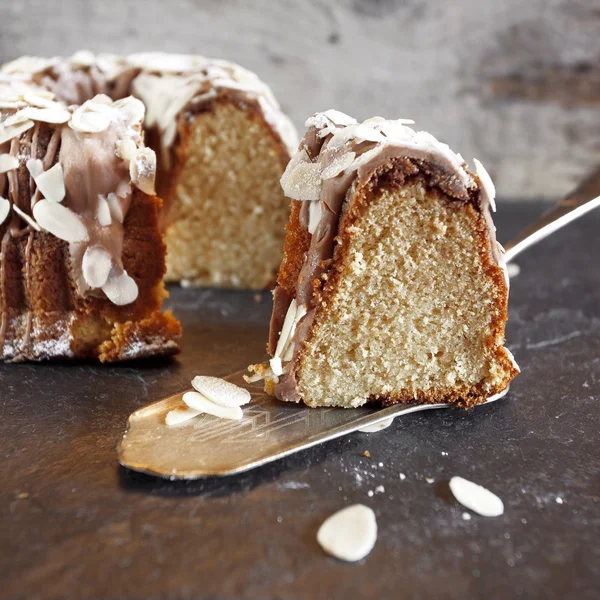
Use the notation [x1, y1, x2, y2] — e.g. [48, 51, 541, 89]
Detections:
[317, 504, 377, 562]
[449, 476, 504, 517]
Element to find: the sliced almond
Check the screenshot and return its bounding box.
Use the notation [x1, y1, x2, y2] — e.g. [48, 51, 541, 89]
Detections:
[25, 158, 44, 179]
[182, 391, 243, 421]
[0, 154, 19, 173]
[308, 201, 322, 235]
[97, 195, 112, 226]
[70, 50, 96, 68]
[130, 147, 156, 195]
[12, 204, 41, 231]
[0, 119, 34, 145]
[449, 476, 504, 517]
[82, 246, 112, 288]
[473, 158, 496, 212]
[0, 101, 26, 110]
[88, 94, 113, 107]
[4, 112, 31, 127]
[34, 163, 65, 203]
[113, 96, 145, 124]
[22, 92, 57, 108]
[101, 270, 138, 306]
[269, 356, 283, 377]
[280, 149, 321, 201]
[116, 139, 137, 162]
[0, 196, 10, 225]
[317, 505, 377, 562]
[69, 107, 111, 133]
[32, 199, 88, 242]
[106, 192, 124, 223]
[321, 151, 356, 180]
[165, 406, 201, 427]
[191, 375, 251, 408]
[1, 56, 58, 75]
[274, 299, 298, 360]
[115, 181, 131, 199]
[16, 106, 71, 124]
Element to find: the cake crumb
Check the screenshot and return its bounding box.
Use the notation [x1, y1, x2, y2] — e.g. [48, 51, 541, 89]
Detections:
[363, 450, 370, 458]
[17, 492, 29, 499]
[556, 497, 564, 504]
[399, 473, 406, 481]
[462, 512, 472, 520]
[375, 485, 385, 494]
[367, 490, 374, 497]
[378, 462, 383, 467]
[425, 477, 435, 484]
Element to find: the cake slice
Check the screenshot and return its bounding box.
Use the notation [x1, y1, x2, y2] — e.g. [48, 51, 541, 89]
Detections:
[0, 80, 181, 361]
[248, 110, 519, 408]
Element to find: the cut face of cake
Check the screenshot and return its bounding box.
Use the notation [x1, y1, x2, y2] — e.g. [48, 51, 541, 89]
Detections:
[249, 110, 519, 408]
[2, 52, 297, 290]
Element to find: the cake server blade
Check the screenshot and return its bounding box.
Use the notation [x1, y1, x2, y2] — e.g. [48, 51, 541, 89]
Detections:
[117, 369, 508, 480]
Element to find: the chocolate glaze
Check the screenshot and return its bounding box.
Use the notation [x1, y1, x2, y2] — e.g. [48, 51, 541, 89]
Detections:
[270, 112, 506, 404]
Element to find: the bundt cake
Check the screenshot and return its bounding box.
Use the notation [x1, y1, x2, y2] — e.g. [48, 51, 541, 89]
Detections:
[248, 110, 519, 408]
[2, 52, 296, 290]
[0, 52, 296, 362]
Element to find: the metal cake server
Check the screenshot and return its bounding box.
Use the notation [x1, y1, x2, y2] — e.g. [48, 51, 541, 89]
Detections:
[118, 172, 600, 480]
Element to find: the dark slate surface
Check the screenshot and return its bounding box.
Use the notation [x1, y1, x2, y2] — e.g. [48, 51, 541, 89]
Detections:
[1, 202, 599, 600]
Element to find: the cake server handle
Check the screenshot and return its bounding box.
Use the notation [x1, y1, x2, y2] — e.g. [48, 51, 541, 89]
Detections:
[503, 167, 600, 263]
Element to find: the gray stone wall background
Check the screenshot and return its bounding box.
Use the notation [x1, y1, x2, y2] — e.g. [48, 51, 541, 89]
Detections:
[1, 0, 599, 201]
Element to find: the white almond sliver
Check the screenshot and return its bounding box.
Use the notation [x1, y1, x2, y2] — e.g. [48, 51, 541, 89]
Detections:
[308, 201, 322, 235]
[0, 196, 10, 225]
[70, 50, 96, 68]
[113, 96, 145, 124]
[26, 158, 44, 179]
[269, 356, 283, 377]
[317, 505, 377, 562]
[165, 406, 201, 427]
[70, 108, 111, 133]
[0, 154, 19, 173]
[101, 270, 138, 306]
[280, 150, 321, 201]
[115, 181, 131, 199]
[473, 158, 497, 212]
[449, 476, 504, 517]
[82, 246, 112, 288]
[191, 375, 252, 408]
[97, 195, 112, 226]
[32, 199, 88, 242]
[116, 139, 137, 162]
[12, 204, 41, 231]
[107, 192, 124, 222]
[130, 147, 156, 195]
[321, 151, 356, 180]
[16, 106, 71, 124]
[34, 163, 65, 202]
[182, 391, 243, 421]
[0, 119, 34, 145]
[274, 299, 298, 359]
[89, 94, 113, 106]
